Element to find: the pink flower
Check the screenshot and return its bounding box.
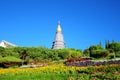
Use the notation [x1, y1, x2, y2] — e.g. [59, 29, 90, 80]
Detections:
[113, 71, 119, 75]
[93, 78, 96, 80]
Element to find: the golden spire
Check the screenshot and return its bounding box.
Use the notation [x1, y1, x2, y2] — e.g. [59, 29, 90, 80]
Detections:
[57, 21, 62, 32]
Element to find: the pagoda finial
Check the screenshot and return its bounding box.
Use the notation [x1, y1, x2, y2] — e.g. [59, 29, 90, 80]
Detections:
[58, 20, 60, 25]
[57, 21, 62, 32]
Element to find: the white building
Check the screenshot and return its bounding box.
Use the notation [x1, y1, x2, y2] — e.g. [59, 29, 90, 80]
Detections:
[0, 40, 16, 48]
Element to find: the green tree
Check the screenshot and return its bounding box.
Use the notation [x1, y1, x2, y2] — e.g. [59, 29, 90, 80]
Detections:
[67, 48, 82, 58]
[107, 42, 120, 58]
[0, 47, 5, 57]
[88, 44, 110, 58]
[83, 48, 90, 57]
[105, 40, 110, 49]
[58, 49, 68, 59]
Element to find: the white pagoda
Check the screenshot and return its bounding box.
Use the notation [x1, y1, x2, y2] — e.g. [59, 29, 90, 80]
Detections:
[52, 21, 66, 49]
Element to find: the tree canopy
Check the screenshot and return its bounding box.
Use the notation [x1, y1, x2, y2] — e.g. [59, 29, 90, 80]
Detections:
[0, 40, 120, 65]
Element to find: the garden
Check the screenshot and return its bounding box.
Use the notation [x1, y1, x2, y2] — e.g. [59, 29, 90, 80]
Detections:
[0, 41, 120, 80]
[0, 64, 120, 80]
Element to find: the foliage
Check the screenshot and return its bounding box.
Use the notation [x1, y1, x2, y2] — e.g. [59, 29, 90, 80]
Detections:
[0, 40, 120, 67]
[0, 56, 23, 68]
[91, 49, 109, 58]
[106, 53, 115, 59]
[88, 44, 110, 58]
[83, 48, 90, 57]
[0, 64, 120, 80]
[116, 51, 120, 57]
[106, 42, 120, 58]
[0, 47, 82, 66]
[107, 42, 120, 52]
[0, 56, 22, 63]
[82, 41, 120, 59]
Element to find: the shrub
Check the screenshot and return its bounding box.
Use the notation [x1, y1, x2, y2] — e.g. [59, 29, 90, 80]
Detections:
[0, 56, 23, 63]
[106, 53, 115, 59]
[0, 56, 23, 68]
[91, 49, 109, 58]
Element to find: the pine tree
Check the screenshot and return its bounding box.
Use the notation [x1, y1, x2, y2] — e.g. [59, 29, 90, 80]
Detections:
[105, 40, 109, 49]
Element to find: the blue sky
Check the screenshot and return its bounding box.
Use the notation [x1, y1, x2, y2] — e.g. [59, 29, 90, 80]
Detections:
[0, 0, 120, 50]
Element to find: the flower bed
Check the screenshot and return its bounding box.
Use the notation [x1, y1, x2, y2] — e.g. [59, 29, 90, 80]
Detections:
[0, 64, 120, 80]
[66, 59, 120, 67]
